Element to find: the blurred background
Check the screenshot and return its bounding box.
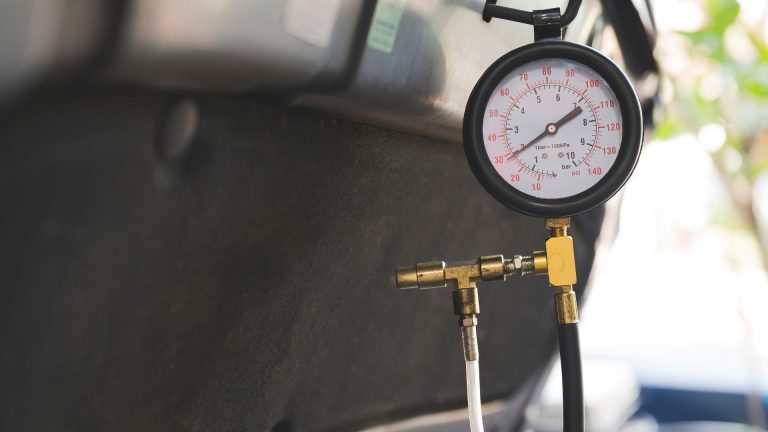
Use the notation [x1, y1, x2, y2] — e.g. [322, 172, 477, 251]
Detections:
[1, 0, 767, 431]
[570, 0, 768, 430]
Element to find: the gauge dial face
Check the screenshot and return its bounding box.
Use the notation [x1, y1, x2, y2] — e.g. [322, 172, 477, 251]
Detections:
[481, 58, 623, 199]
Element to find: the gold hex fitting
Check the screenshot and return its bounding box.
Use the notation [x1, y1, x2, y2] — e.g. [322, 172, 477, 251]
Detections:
[553, 285, 579, 324]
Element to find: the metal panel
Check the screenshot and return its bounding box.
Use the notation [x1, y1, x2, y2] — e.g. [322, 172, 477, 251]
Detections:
[107, 0, 602, 141]
[0, 0, 614, 142]
[108, 0, 367, 91]
[295, 0, 599, 142]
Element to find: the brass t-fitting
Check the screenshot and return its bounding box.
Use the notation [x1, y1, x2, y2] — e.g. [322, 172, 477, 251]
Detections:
[395, 254, 535, 291]
[395, 254, 535, 361]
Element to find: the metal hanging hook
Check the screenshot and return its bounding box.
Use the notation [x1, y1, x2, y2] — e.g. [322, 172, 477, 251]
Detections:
[482, 0, 583, 27]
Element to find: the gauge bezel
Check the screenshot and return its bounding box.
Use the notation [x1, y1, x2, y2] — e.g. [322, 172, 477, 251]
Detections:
[463, 40, 643, 217]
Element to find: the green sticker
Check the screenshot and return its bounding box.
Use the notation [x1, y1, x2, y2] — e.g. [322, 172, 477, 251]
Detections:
[367, 2, 404, 54]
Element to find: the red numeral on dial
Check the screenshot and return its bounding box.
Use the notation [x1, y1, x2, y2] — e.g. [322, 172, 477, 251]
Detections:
[600, 100, 615, 108]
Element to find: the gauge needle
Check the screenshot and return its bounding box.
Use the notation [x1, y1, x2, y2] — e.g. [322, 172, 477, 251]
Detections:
[508, 105, 584, 159]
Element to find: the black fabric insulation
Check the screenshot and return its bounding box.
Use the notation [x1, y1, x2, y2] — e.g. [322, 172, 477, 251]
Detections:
[0, 90, 606, 431]
[558, 323, 585, 432]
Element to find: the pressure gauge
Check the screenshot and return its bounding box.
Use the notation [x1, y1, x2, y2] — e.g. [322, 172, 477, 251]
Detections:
[464, 41, 643, 217]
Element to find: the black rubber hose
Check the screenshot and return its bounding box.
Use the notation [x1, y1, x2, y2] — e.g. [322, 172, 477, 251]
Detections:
[482, 4, 534, 24]
[558, 323, 585, 432]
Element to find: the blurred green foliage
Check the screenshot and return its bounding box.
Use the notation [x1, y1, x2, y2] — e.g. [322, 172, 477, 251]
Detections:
[653, 0, 768, 262]
[656, 0, 768, 180]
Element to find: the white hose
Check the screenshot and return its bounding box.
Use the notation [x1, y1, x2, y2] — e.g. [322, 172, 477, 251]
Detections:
[465, 359, 485, 432]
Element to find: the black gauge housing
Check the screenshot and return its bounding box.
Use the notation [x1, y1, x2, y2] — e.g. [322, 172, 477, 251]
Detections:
[463, 41, 643, 217]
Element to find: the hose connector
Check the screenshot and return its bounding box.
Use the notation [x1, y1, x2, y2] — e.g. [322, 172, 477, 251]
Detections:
[459, 315, 479, 361]
[554, 285, 579, 324]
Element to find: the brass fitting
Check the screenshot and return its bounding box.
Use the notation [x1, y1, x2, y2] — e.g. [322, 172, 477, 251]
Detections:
[545, 217, 579, 324]
[453, 288, 480, 315]
[546, 216, 571, 237]
[532, 250, 548, 275]
[553, 285, 579, 324]
[395, 261, 447, 290]
[392, 230, 580, 354]
[394, 217, 580, 354]
[395, 254, 534, 291]
[395, 254, 536, 361]
[545, 236, 577, 287]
